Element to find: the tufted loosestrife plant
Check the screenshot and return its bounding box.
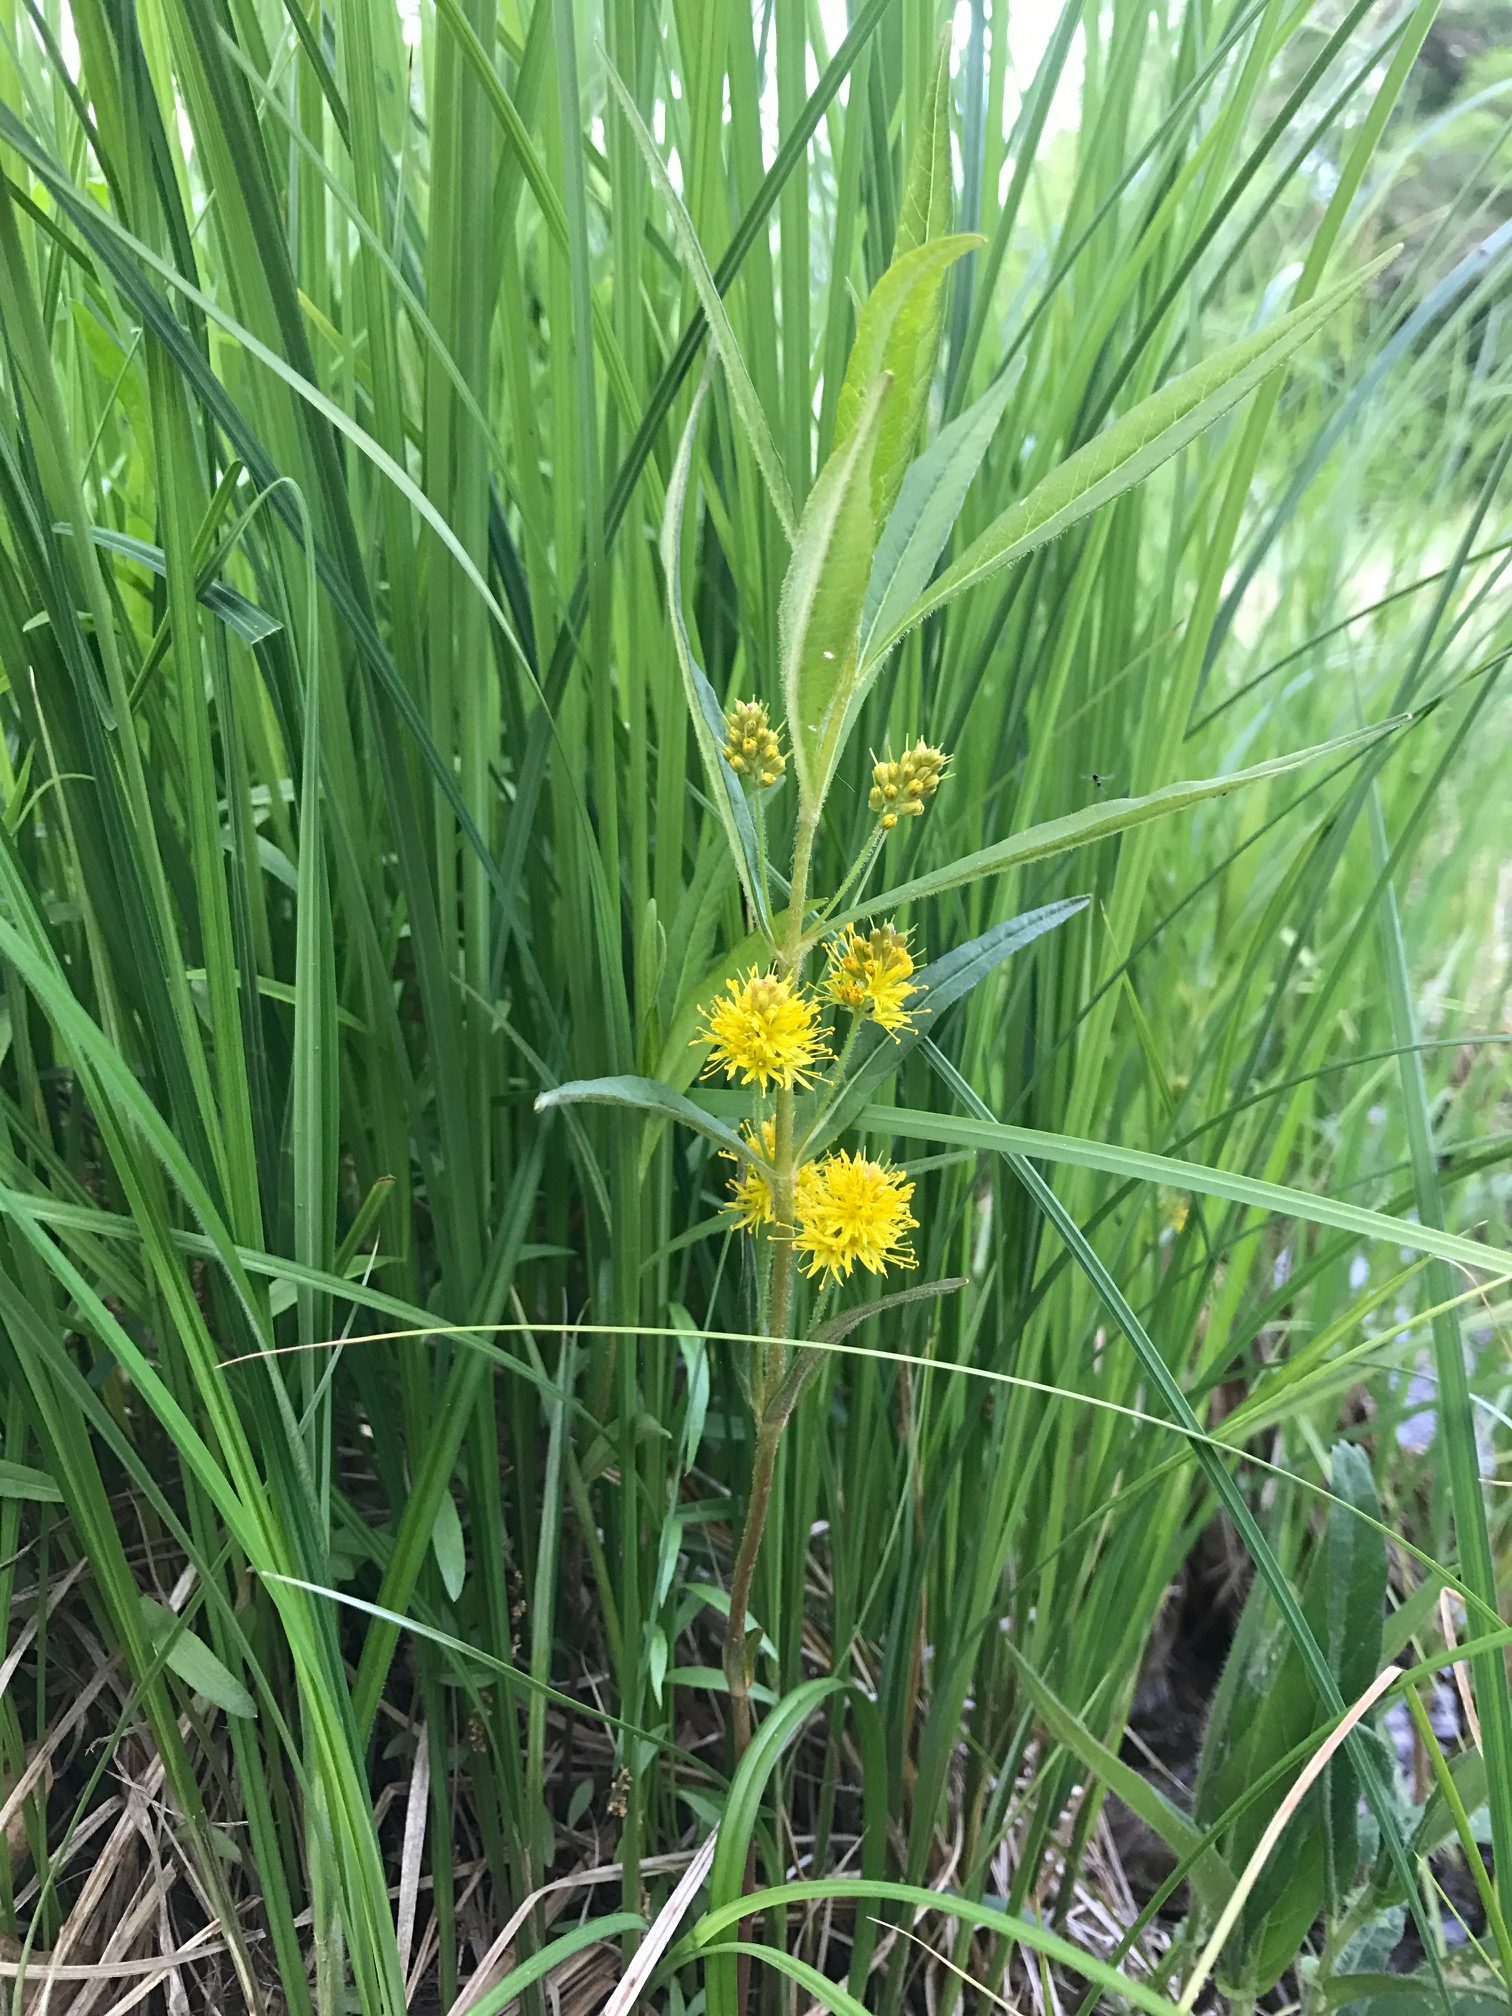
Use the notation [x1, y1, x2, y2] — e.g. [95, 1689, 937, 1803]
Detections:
[539, 35, 1402, 1762]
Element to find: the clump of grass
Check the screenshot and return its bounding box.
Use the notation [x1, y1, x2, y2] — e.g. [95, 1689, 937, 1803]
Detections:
[0, 1, 1506, 2011]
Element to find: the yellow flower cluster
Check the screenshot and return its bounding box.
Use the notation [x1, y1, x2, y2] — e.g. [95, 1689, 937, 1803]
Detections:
[793, 1152, 917, 1280]
[869, 739, 948, 829]
[823, 924, 920, 1035]
[697, 957, 923, 1285]
[726, 1132, 917, 1282]
[697, 969, 827, 1091]
[721, 700, 786, 789]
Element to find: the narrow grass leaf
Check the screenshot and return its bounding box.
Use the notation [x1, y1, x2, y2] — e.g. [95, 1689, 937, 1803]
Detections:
[606, 62, 796, 537]
[661, 371, 767, 922]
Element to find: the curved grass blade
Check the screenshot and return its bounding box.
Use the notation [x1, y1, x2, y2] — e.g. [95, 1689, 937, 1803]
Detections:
[688, 1879, 1186, 2015]
[55, 521, 280, 643]
[705, 1677, 887, 2016]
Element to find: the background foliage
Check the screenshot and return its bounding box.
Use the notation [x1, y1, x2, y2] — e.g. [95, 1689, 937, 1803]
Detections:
[0, 0, 1506, 2009]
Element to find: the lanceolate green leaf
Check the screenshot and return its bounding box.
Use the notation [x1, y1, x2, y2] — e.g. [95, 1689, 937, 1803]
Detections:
[536, 1076, 756, 1165]
[0, 1459, 61, 1502]
[1322, 1444, 1387, 1710]
[809, 1276, 970, 1349]
[860, 248, 1399, 670]
[865, 1104, 1502, 1276]
[141, 1597, 258, 1720]
[781, 375, 892, 811]
[860, 363, 1018, 650]
[1317, 1980, 1508, 2015]
[893, 29, 955, 257]
[1317, 1443, 1386, 1914]
[833, 235, 981, 521]
[430, 1491, 466, 1602]
[828, 718, 1406, 926]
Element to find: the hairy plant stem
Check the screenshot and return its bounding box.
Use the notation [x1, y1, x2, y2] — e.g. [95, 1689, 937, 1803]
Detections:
[721, 804, 820, 1759]
[722, 1414, 781, 1756]
[783, 809, 819, 977]
[814, 824, 884, 927]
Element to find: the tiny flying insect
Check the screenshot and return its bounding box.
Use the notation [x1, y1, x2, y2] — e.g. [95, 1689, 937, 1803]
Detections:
[1082, 770, 1115, 791]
